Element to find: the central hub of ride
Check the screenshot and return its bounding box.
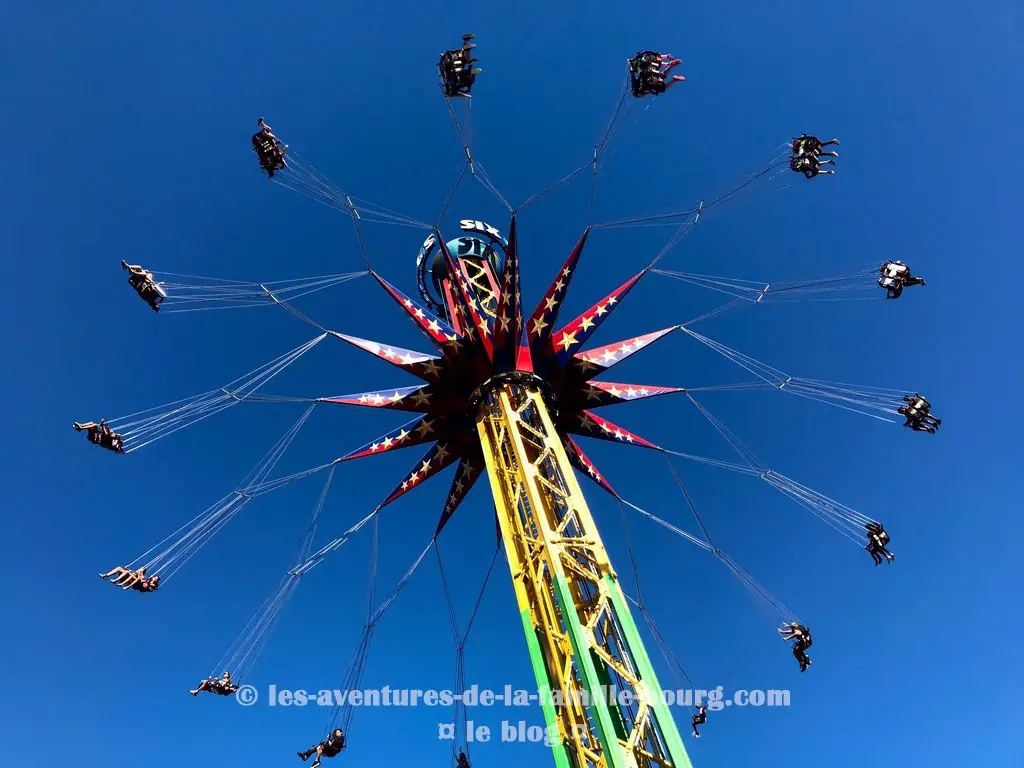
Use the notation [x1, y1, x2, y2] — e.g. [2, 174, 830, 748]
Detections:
[469, 370, 560, 417]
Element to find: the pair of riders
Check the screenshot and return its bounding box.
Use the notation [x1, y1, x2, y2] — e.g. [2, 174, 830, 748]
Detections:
[778, 621, 813, 672]
[252, 117, 288, 177]
[122, 261, 165, 311]
[865, 522, 894, 566]
[899, 393, 941, 434]
[440, 34, 482, 98]
[878, 259, 926, 299]
[98, 565, 160, 592]
[629, 50, 686, 97]
[789, 133, 839, 178]
[73, 419, 124, 453]
[190, 671, 239, 697]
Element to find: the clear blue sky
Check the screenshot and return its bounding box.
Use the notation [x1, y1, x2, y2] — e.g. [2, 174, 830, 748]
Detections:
[2, 2, 1022, 766]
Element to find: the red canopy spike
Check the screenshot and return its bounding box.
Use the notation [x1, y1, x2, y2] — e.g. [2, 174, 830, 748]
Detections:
[572, 326, 681, 379]
[371, 271, 463, 350]
[333, 333, 446, 382]
[491, 216, 521, 373]
[323, 384, 436, 413]
[527, 228, 590, 366]
[380, 440, 462, 507]
[438, 234, 494, 358]
[563, 436, 618, 497]
[563, 410, 661, 450]
[434, 454, 486, 536]
[573, 381, 683, 409]
[340, 415, 448, 461]
[551, 271, 645, 366]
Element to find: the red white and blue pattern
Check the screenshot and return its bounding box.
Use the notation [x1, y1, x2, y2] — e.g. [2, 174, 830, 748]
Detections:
[334, 333, 445, 381]
[333, 216, 676, 534]
[324, 384, 434, 412]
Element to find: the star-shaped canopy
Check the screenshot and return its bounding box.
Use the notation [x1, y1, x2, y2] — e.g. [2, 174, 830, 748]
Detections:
[333, 216, 679, 534]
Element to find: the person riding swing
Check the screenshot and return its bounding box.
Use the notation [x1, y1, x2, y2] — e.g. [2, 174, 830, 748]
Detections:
[74, 420, 125, 453]
[191, 670, 240, 697]
[440, 34, 481, 98]
[298, 728, 346, 768]
[778, 621, 813, 671]
[691, 704, 708, 738]
[864, 522, 894, 565]
[121, 261, 166, 311]
[252, 116, 288, 177]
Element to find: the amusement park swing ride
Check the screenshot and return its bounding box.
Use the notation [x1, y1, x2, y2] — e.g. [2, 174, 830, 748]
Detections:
[79, 36, 937, 768]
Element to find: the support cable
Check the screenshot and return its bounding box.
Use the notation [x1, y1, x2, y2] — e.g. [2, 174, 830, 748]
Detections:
[434, 540, 502, 761]
[110, 334, 327, 452]
[119, 404, 318, 581]
[212, 464, 338, 682]
[435, 162, 471, 229]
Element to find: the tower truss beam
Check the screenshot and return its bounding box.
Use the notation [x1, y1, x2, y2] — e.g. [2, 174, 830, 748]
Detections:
[476, 380, 692, 768]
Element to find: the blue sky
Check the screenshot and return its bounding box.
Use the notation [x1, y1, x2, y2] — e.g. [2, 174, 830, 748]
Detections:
[2, 1, 1022, 766]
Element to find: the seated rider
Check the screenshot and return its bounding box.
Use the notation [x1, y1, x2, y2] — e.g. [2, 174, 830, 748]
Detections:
[880, 260, 926, 290]
[456, 749, 471, 768]
[791, 134, 840, 157]
[252, 117, 288, 177]
[298, 728, 346, 768]
[130, 575, 161, 592]
[98, 565, 161, 592]
[122, 261, 165, 311]
[99, 565, 146, 589]
[191, 671, 239, 697]
[629, 50, 685, 97]
[898, 393, 941, 434]
[691, 704, 707, 739]
[864, 522, 894, 566]
[440, 34, 481, 97]
[790, 153, 835, 178]
[878, 273, 904, 299]
[74, 420, 125, 453]
[778, 621, 812, 672]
